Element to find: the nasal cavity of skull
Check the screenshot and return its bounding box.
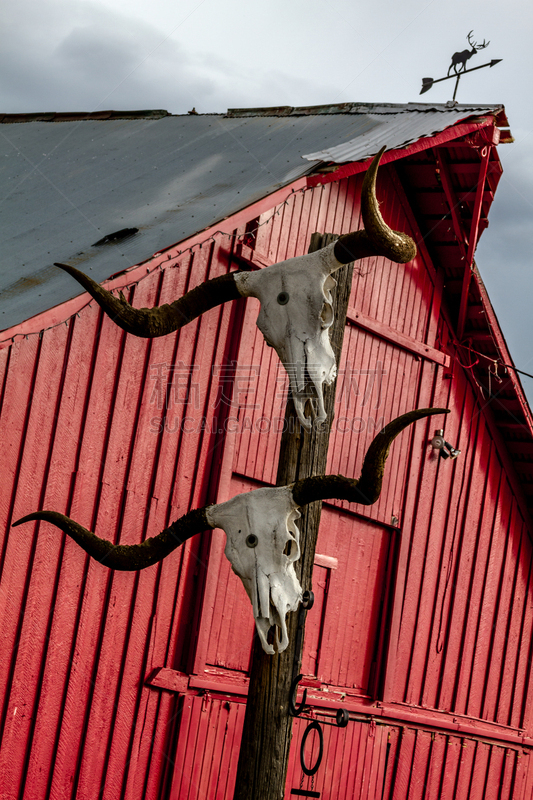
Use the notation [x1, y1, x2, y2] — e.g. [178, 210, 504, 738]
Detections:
[320, 301, 334, 328]
[283, 538, 294, 557]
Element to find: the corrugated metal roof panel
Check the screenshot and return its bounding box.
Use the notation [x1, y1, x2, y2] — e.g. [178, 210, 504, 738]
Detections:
[1, 102, 503, 330]
[301, 103, 502, 162]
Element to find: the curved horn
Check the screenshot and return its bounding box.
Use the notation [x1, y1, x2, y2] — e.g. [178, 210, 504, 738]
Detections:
[54, 262, 241, 338]
[13, 410, 448, 569]
[333, 147, 417, 265]
[12, 506, 213, 571]
[291, 408, 449, 507]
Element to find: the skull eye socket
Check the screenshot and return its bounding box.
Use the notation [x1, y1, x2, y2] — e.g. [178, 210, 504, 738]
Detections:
[283, 539, 293, 557]
[246, 534, 258, 548]
[277, 291, 290, 305]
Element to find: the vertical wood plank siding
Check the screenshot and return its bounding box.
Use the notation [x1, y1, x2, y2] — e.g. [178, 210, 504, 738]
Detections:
[168, 699, 528, 800]
[0, 239, 239, 797]
[1, 168, 532, 799]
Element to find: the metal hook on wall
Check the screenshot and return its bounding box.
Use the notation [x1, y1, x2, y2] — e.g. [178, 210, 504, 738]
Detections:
[289, 674, 350, 728]
[289, 674, 308, 717]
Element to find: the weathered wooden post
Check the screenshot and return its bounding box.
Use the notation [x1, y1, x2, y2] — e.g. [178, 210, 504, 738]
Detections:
[233, 234, 353, 800]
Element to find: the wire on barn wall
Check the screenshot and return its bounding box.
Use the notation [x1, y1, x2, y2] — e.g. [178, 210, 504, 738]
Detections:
[455, 341, 533, 382]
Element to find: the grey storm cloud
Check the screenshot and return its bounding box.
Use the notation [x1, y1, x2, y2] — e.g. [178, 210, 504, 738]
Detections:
[0, 0, 335, 114]
[480, 169, 533, 269]
[1, 3, 213, 112]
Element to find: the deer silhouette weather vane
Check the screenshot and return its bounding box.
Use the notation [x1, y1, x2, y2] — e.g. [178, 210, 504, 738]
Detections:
[420, 31, 502, 102]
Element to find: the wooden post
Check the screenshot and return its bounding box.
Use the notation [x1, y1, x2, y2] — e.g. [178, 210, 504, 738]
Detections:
[233, 234, 354, 800]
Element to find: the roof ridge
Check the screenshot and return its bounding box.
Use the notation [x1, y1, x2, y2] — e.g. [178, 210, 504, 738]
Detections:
[0, 109, 171, 123]
[1, 104, 504, 124]
[225, 101, 504, 118]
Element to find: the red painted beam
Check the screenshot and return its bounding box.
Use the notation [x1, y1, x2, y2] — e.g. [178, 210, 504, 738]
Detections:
[347, 306, 450, 367]
[434, 150, 468, 256]
[473, 267, 533, 434]
[457, 146, 492, 339]
[145, 667, 533, 748]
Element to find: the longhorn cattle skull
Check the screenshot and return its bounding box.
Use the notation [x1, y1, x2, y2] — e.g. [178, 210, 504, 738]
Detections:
[206, 486, 302, 654]
[53, 148, 416, 428]
[14, 408, 447, 654]
[234, 244, 339, 427]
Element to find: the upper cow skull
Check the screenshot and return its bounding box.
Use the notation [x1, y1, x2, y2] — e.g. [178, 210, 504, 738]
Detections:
[14, 408, 447, 653]
[53, 147, 416, 429]
[234, 244, 339, 427]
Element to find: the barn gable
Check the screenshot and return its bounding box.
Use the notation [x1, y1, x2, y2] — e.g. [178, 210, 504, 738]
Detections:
[2, 103, 533, 798]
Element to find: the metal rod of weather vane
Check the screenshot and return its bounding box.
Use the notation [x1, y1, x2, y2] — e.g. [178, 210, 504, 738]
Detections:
[420, 59, 502, 95]
[453, 74, 461, 102]
[232, 233, 354, 800]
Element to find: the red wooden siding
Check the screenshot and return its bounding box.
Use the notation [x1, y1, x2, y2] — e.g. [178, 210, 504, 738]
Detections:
[167, 698, 531, 800]
[1, 161, 533, 800]
[168, 696, 246, 800]
[387, 359, 533, 729]
[0, 237, 242, 797]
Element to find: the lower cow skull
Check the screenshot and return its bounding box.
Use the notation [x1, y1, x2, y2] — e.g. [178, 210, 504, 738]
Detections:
[206, 485, 302, 654]
[14, 410, 447, 655]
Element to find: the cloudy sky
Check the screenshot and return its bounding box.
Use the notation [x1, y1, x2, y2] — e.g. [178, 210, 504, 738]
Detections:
[2, 0, 533, 398]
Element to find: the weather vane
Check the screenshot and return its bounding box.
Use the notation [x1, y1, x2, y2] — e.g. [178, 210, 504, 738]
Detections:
[420, 31, 502, 102]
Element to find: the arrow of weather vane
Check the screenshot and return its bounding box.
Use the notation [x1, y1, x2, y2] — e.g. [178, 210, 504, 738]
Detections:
[420, 31, 502, 101]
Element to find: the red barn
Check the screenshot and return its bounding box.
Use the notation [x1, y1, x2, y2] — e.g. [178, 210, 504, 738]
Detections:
[1, 102, 533, 799]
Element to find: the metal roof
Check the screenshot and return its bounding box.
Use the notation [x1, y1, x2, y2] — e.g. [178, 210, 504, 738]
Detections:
[300, 102, 503, 163]
[0, 102, 503, 331]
